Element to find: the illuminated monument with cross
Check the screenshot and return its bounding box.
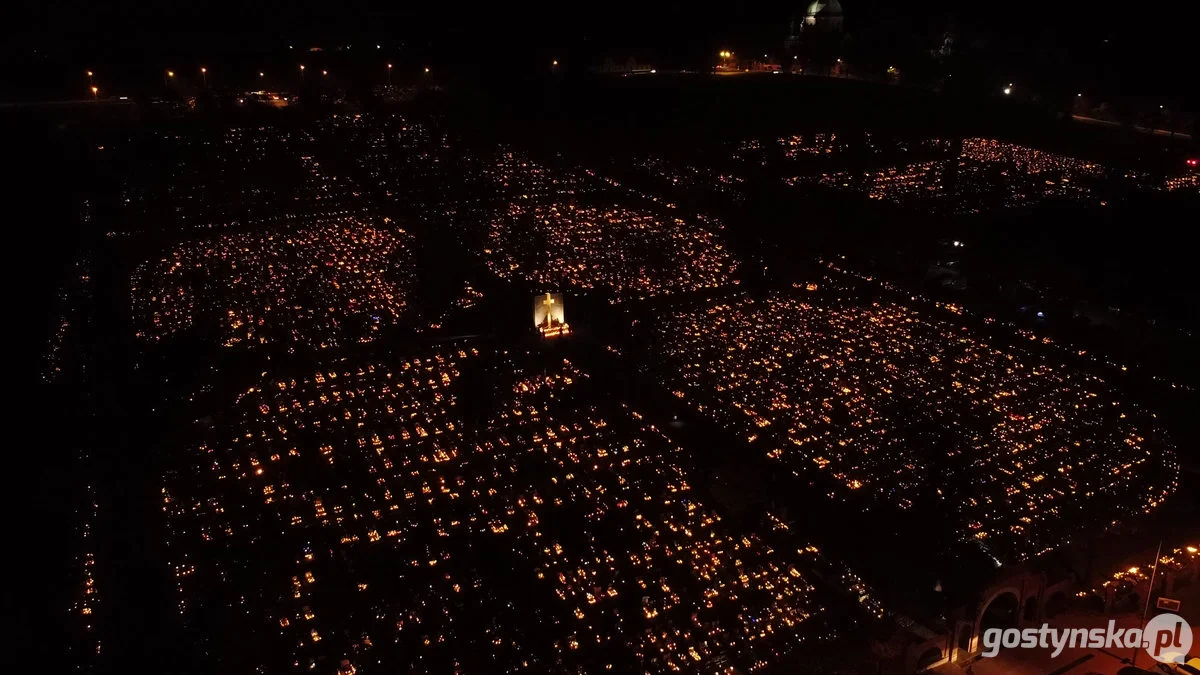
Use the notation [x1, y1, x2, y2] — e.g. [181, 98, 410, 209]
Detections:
[533, 292, 569, 338]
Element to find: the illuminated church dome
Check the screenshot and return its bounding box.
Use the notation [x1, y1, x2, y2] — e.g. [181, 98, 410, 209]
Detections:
[801, 0, 844, 32]
[785, 0, 844, 60]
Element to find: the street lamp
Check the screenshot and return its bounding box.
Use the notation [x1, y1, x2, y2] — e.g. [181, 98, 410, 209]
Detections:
[424, 66, 430, 73]
[86, 70, 94, 86]
[200, 66, 207, 87]
[322, 69, 328, 77]
[91, 86, 99, 99]
[1130, 540, 1164, 668]
[386, 63, 392, 85]
[259, 72, 265, 78]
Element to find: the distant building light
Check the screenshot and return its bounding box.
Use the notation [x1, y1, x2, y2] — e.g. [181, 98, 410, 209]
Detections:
[1003, 87, 1012, 95]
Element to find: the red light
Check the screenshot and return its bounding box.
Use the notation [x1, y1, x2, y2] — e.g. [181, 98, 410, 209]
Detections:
[1188, 158, 1198, 166]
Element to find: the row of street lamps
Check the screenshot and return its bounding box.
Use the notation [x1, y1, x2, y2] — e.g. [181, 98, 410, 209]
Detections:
[90, 64, 433, 97]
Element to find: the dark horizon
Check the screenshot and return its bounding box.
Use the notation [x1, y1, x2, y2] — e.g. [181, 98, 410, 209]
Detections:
[6, 1, 1200, 106]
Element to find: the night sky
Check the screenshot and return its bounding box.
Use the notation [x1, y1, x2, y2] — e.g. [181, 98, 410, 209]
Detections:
[5, 1, 1198, 104]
